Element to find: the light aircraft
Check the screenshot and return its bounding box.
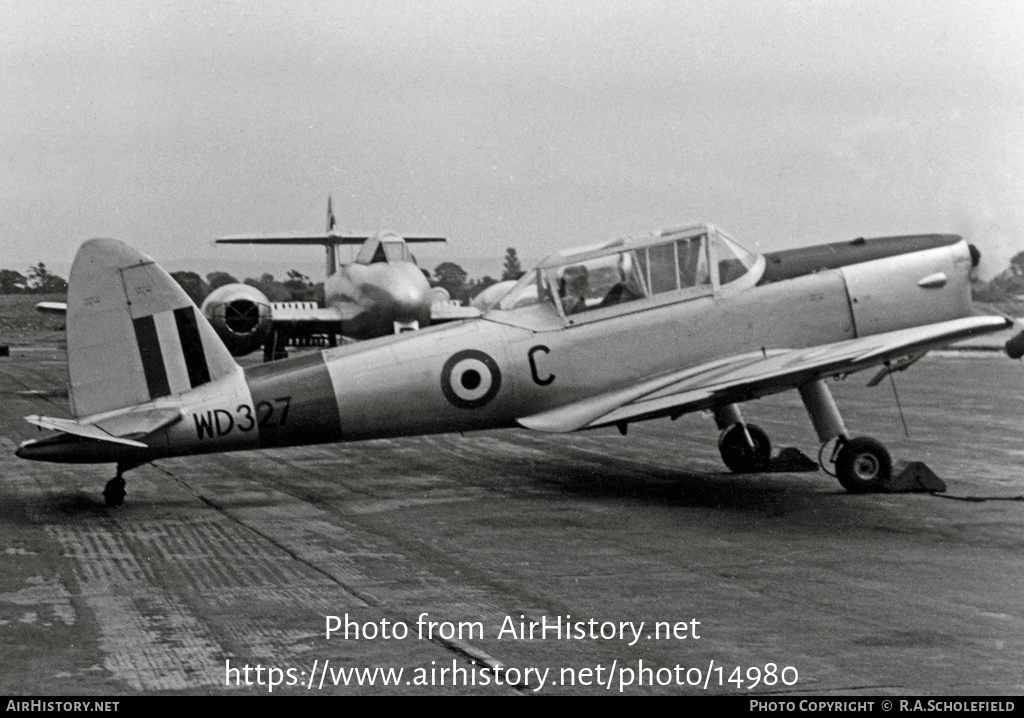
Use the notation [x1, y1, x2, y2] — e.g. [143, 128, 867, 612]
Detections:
[203, 199, 479, 360]
[16, 223, 1010, 506]
[34, 302, 68, 315]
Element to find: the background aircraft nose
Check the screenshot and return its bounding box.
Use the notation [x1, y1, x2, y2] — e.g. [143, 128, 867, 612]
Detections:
[390, 283, 432, 324]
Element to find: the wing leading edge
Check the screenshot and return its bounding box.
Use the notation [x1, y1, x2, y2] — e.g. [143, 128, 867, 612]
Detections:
[430, 303, 482, 322]
[518, 315, 1012, 434]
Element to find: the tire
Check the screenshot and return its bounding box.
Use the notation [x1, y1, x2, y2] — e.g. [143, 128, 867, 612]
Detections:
[718, 423, 771, 473]
[103, 477, 126, 508]
[835, 437, 891, 493]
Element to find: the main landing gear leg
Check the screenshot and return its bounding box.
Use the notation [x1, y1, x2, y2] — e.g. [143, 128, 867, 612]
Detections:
[263, 330, 289, 362]
[798, 379, 892, 493]
[715, 403, 771, 473]
[103, 463, 130, 508]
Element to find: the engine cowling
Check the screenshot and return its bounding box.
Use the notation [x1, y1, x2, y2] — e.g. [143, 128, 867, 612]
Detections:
[200, 283, 272, 356]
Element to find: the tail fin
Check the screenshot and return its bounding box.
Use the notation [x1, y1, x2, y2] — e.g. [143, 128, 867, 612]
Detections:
[326, 196, 337, 276]
[66, 238, 239, 418]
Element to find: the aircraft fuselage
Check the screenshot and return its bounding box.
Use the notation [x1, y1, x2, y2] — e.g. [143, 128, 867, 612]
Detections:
[325, 260, 433, 339]
[20, 232, 975, 466]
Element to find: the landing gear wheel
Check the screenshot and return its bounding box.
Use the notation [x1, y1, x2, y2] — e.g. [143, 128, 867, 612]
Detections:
[718, 423, 771, 473]
[103, 477, 126, 508]
[834, 437, 891, 493]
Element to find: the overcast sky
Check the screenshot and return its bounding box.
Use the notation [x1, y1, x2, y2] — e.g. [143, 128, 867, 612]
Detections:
[3, 0, 1023, 281]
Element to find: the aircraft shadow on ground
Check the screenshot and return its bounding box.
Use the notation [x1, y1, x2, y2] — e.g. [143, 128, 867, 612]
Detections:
[507, 454, 838, 512]
[2, 487, 281, 523]
[0, 491, 111, 524]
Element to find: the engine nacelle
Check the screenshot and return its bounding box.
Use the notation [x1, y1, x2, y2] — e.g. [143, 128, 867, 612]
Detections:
[200, 283, 272, 356]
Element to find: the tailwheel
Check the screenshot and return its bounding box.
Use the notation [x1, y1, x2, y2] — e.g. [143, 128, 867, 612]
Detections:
[718, 423, 771, 473]
[103, 476, 126, 508]
[834, 437, 891, 493]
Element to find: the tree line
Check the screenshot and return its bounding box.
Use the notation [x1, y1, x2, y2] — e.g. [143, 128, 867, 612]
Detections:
[0, 247, 528, 305]
[433, 247, 525, 304]
[0, 264, 69, 294]
[970, 251, 1024, 305]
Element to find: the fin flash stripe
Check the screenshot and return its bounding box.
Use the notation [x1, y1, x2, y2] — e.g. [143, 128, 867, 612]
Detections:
[174, 306, 211, 388]
[133, 315, 171, 399]
[133, 307, 212, 400]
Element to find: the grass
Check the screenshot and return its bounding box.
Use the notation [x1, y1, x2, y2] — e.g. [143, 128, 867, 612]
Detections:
[0, 294, 67, 347]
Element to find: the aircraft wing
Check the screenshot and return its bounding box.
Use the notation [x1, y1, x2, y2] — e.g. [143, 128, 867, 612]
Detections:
[269, 303, 349, 323]
[430, 302, 482, 322]
[271, 300, 477, 335]
[518, 315, 1012, 434]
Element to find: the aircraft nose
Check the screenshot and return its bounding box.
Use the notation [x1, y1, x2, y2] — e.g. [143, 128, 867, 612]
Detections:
[392, 285, 431, 324]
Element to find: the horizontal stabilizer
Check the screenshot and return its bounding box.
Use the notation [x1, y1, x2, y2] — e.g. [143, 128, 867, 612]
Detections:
[217, 233, 446, 246]
[25, 407, 183, 446]
[27, 417, 141, 447]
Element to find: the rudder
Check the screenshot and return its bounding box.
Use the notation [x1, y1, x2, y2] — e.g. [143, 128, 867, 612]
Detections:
[66, 238, 239, 418]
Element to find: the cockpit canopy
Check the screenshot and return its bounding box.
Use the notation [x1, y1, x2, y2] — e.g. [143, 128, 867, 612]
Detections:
[355, 232, 416, 265]
[491, 223, 762, 325]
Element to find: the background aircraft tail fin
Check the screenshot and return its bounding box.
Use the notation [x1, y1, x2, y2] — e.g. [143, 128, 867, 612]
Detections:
[66, 238, 240, 418]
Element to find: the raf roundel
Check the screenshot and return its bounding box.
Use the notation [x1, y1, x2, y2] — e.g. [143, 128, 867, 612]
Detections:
[441, 350, 502, 409]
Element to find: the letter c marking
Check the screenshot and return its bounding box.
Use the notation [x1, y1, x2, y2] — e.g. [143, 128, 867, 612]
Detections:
[528, 345, 554, 386]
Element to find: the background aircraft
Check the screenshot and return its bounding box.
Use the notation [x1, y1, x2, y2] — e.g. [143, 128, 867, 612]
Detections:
[202, 198, 479, 360]
[469, 279, 517, 312]
[34, 301, 68, 315]
[16, 224, 1009, 507]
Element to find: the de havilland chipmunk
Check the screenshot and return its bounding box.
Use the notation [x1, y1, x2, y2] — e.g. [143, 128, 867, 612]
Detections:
[201, 198, 479, 360]
[16, 222, 1011, 507]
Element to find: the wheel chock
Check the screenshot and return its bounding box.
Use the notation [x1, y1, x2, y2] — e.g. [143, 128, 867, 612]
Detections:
[767, 447, 818, 472]
[0, 345, 9, 357]
[882, 461, 946, 493]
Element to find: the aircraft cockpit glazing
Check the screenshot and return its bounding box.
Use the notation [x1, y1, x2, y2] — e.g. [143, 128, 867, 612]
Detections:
[490, 225, 764, 329]
[355, 235, 415, 265]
